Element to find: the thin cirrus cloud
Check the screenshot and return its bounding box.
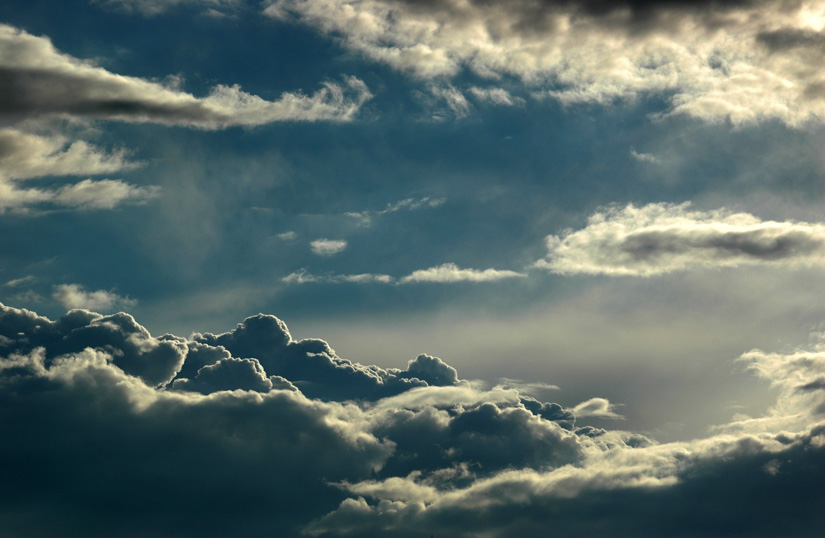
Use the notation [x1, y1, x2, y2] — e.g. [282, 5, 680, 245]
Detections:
[0, 24, 372, 129]
[535, 202, 825, 276]
[0, 302, 822, 536]
[265, 0, 825, 125]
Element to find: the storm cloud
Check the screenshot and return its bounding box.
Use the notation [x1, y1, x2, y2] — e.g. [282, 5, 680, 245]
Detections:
[1, 302, 823, 536]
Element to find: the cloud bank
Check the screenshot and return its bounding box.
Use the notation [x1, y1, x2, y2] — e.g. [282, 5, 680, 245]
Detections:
[1, 301, 823, 536]
[265, 0, 825, 125]
[536, 202, 825, 276]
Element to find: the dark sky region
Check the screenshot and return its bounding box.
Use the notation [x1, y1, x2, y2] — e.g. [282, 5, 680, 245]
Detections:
[1, 0, 825, 536]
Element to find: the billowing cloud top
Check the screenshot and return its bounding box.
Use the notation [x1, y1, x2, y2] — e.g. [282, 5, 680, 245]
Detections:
[266, 0, 825, 125]
[536, 202, 825, 276]
[1, 301, 823, 536]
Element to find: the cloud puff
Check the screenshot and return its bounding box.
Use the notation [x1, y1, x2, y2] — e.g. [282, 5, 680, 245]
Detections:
[1, 302, 823, 536]
[535, 202, 825, 276]
[400, 263, 526, 283]
[0, 24, 371, 128]
[265, 0, 825, 125]
[310, 239, 349, 256]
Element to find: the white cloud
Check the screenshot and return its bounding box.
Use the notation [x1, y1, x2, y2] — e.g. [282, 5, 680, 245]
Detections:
[0, 24, 371, 129]
[535, 202, 825, 276]
[0, 128, 137, 181]
[572, 397, 624, 420]
[310, 238, 348, 256]
[53, 284, 137, 311]
[0, 128, 154, 213]
[400, 263, 526, 283]
[265, 0, 825, 126]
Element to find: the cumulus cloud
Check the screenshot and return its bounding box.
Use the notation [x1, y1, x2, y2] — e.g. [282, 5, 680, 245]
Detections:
[535, 202, 825, 276]
[265, 0, 825, 125]
[400, 263, 526, 283]
[1, 302, 823, 536]
[52, 283, 137, 312]
[310, 238, 348, 256]
[0, 24, 371, 128]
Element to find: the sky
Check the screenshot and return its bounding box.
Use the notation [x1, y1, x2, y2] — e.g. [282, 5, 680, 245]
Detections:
[1, 0, 825, 536]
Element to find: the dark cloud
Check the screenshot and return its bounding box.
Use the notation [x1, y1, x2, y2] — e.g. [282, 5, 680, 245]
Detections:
[2, 302, 824, 536]
[192, 314, 456, 400]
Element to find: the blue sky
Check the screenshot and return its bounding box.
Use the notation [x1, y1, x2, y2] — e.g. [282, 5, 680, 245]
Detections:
[1, 1, 825, 536]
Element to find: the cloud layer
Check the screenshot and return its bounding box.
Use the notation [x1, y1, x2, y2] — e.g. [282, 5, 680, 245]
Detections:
[1, 301, 823, 536]
[536, 202, 825, 276]
[266, 0, 825, 125]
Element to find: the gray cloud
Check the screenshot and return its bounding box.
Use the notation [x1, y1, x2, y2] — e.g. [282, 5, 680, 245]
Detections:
[0, 24, 371, 128]
[535, 202, 825, 276]
[265, 0, 825, 125]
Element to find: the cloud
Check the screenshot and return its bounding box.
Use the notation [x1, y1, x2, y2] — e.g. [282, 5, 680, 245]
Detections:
[0, 127, 156, 213]
[0, 24, 372, 128]
[535, 202, 825, 276]
[1, 302, 823, 535]
[344, 196, 445, 227]
[282, 270, 393, 284]
[629, 148, 662, 164]
[265, 0, 825, 125]
[4, 275, 35, 287]
[53, 284, 137, 311]
[310, 238, 348, 256]
[400, 263, 526, 283]
[468, 87, 525, 107]
[572, 397, 625, 420]
[0, 128, 136, 181]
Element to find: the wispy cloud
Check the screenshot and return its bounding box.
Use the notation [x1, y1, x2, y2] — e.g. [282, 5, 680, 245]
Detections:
[400, 263, 526, 283]
[344, 196, 445, 227]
